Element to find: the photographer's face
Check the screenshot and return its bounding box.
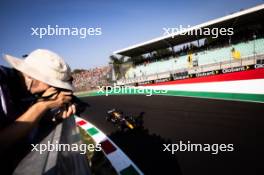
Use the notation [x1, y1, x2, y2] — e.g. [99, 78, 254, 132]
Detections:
[23, 74, 50, 94]
[30, 79, 50, 94]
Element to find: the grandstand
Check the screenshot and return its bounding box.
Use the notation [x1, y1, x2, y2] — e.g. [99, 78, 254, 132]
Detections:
[124, 38, 264, 77]
[112, 4, 264, 87]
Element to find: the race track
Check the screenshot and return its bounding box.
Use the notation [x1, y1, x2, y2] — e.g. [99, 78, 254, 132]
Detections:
[78, 95, 260, 175]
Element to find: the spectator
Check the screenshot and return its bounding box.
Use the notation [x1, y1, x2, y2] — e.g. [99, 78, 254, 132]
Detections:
[72, 66, 111, 91]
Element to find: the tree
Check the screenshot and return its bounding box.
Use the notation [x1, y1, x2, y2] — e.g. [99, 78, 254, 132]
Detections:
[109, 55, 125, 79]
[155, 48, 172, 59]
[72, 69, 85, 74]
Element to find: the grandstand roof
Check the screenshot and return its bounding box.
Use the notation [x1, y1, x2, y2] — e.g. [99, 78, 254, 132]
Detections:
[114, 4, 264, 57]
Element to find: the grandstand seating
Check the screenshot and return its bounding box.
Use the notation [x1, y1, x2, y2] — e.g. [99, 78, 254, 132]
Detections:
[125, 38, 264, 78]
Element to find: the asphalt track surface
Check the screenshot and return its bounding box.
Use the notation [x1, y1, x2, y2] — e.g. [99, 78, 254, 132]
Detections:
[79, 95, 261, 175]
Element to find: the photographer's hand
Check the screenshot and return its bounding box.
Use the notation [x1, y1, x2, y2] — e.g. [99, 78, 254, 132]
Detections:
[40, 87, 76, 119]
[61, 104, 76, 119]
[41, 87, 73, 109]
[41, 87, 59, 98]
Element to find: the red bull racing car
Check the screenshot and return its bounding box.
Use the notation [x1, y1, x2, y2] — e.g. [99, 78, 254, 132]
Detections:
[106, 109, 143, 130]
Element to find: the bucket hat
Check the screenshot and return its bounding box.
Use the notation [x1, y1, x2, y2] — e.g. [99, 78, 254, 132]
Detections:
[4, 49, 74, 91]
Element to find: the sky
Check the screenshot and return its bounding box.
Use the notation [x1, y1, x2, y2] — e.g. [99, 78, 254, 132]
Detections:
[0, 0, 263, 70]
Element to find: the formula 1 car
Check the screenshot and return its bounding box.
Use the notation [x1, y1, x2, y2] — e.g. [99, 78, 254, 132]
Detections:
[106, 109, 143, 130]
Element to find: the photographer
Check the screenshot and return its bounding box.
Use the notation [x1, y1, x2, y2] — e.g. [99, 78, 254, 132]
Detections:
[0, 49, 76, 152]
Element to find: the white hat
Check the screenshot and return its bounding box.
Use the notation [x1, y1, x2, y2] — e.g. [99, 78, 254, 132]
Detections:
[3, 49, 74, 91]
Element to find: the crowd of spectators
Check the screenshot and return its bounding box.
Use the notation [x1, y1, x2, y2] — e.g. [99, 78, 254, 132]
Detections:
[72, 66, 111, 92]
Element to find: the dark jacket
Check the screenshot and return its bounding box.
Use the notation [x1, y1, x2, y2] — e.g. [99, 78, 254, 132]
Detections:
[0, 66, 33, 129]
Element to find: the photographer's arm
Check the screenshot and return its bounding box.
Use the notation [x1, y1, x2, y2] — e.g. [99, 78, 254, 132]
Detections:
[0, 101, 49, 150]
[0, 91, 73, 153]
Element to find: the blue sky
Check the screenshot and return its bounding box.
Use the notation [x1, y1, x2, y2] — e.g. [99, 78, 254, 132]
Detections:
[0, 0, 263, 70]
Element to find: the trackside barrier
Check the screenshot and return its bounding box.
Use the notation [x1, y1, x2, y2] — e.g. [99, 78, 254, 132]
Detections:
[117, 54, 264, 85]
[13, 117, 91, 175]
[75, 116, 144, 175]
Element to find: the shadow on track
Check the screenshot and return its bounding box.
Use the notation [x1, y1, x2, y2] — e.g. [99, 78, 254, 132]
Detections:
[109, 112, 182, 175]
